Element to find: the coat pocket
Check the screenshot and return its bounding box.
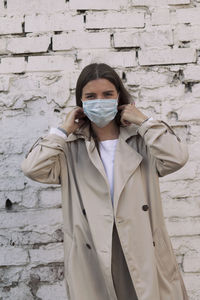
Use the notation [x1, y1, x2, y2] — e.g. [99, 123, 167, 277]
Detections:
[153, 228, 178, 282]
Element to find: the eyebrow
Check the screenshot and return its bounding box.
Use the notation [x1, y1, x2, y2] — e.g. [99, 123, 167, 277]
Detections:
[85, 90, 115, 95]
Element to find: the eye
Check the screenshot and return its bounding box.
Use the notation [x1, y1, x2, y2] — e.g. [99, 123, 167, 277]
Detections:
[105, 92, 113, 97]
[86, 95, 94, 99]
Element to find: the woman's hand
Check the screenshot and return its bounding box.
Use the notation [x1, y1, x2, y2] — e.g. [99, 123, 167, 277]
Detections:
[60, 107, 86, 135]
[118, 103, 149, 126]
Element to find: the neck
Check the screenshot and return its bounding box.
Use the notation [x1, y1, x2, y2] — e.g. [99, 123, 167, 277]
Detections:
[91, 120, 120, 141]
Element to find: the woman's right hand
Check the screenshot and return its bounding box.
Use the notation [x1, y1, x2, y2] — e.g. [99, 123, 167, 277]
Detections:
[60, 107, 86, 135]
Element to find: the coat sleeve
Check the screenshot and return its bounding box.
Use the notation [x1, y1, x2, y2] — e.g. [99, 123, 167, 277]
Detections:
[21, 133, 67, 184]
[137, 119, 189, 177]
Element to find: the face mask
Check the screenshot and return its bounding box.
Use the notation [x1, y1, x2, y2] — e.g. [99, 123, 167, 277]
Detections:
[82, 98, 118, 128]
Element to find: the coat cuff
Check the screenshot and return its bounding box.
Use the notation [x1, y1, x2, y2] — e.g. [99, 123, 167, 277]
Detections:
[136, 117, 153, 135]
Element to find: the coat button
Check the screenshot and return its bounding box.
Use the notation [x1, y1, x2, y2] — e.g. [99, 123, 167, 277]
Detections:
[82, 208, 86, 216]
[86, 243, 91, 249]
[153, 241, 156, 247]
[142, 205, 149, 211]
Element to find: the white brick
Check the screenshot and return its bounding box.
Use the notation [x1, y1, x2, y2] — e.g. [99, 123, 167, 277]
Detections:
[163, 197, 200, 218]
[70, 0, 127, 10]
[53, 32, 110, 50]
[0, 247, 29, 266]
[171, 236, 200, 255]
[7, 36, 51, 54]
[151, 9, 170, 25]
[184, 65, 200, 81]
[183, 252, 200, 272]
[26, 55, 74, 72]
[0, 1, 6, 15]
[0, 209, 62, 230]
[132, 0, 190, 4]
[160, 180, 190, 198]
[139, 48, 196, 66]
[141, 85, 185, 101]
[163, 162, 196, 181]
[0, 57, 26, 74]
[178, 102, 200, 121]
[0, 227, 62, 246]
[1, 282, 34, 300]
[69, 70, 82, 89]
[0, 176, 25, 190]
[0, 16, 23, 35]
[20, 264, 64, 283]
[0, 75, 10, 91]
[0, 37, 7, 54]
[7, 0, 66, 14]
[183, 273, 200, 294]
[187, 180, 200, 198]
[174, 25, 200, 42]
[188, 142, 200, 161]
[139, 29, 173, 48]
[86, 12, 145, 29]
[77, 50, 137, 68]
[126, 70, 171, 87]
[191, 83, 200, 97]
[29, 243, 64, 265]
[131, 0, 167, 6]
[25, 13, 83, 33]
[168, 0, 190, 4]
[36, 281, 67, 300]
[175, 8, 200, 25]
[39, 189, 61, 207]
[166, 217, 200, 236]
[113, 31, 140, 48]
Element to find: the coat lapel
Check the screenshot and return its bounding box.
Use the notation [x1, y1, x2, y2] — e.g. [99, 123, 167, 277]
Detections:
[113, 126, 143, 215]
[85, 139, 110, 191]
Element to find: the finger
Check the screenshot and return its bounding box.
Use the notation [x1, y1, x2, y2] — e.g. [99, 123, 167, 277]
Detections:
[76, 119, 86, 128]
[74, 109, 85, 118]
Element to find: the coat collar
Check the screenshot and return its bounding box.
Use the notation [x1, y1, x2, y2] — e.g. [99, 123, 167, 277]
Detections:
[65, 122, 139, 144]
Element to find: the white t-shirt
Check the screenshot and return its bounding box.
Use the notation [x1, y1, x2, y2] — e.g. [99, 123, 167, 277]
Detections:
[99, 139, 118, 206]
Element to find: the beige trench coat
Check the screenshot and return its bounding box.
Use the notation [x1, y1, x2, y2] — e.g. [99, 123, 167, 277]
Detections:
[21, 119, 189, 300]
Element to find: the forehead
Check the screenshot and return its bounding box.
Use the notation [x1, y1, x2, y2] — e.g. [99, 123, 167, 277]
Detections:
[82, 78, 116, 93]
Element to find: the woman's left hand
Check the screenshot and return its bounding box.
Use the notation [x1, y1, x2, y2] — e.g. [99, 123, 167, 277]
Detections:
[118, 103, 149, 126]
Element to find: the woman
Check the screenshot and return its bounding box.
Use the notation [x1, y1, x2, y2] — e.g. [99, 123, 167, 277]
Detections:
[21, 63, 189, 300]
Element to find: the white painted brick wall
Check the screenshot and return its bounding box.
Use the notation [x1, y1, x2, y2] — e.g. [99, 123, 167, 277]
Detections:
[85, 12, 145, 29]
[25, 13, 83, 33]
[113, 28, 173, 48]
[0, 16, 23, 35]
[53, 32, 111, 50]
[151, 8, 170, 25]
[0, 0, 199, 299]
[6, 0, 67, 14]
[6, 36, 51, 54]
[69, 0, 127, 10]
[175, 8, 200, 25]
[138, 48, 196, 65]
[174, 25, 200, 42]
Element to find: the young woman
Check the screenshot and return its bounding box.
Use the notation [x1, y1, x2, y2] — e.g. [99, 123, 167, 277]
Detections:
[21, 63, 189, 300]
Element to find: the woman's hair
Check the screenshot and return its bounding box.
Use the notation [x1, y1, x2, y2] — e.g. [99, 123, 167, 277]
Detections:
[75, 63, 133, 126]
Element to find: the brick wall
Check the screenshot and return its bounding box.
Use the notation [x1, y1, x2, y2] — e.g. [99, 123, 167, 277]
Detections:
[0, 0, 199, 299]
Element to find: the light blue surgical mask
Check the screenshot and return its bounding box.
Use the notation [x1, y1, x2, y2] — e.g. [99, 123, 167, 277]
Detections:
[82, 98, 118, 128]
